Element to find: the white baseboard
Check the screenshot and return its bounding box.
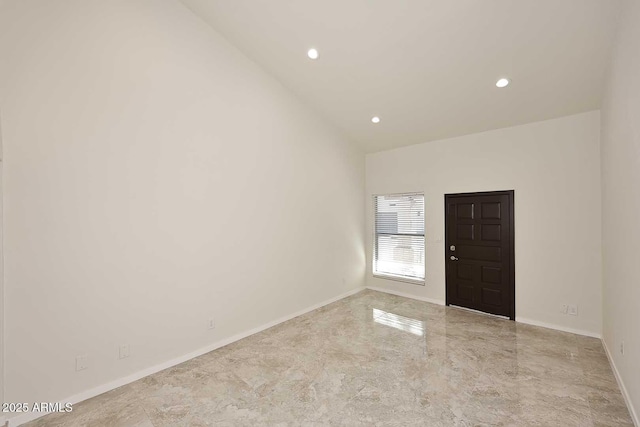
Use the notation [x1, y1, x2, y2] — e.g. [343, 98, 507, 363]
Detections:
[515, 316, 602, 339]
[7, 286, 365, 427]
[602, 339, 639, 426]
[365, 286, 445, 306]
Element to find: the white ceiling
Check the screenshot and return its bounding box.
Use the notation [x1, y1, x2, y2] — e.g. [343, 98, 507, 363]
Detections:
[181, 0, 622, 153]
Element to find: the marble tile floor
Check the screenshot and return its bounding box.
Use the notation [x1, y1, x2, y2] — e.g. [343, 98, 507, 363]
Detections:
[25, 290, 633, 426]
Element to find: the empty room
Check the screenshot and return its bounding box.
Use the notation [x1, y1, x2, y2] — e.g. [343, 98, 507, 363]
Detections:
[0, 0, 638, 426]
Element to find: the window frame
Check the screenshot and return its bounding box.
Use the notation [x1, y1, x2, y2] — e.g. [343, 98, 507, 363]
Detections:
[372, 192, 426, 285]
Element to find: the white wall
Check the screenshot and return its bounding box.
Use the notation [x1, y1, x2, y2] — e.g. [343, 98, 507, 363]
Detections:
[366, 111, 602, 336]
[0, 0, 364, 418]
[601, 0, 640, 422]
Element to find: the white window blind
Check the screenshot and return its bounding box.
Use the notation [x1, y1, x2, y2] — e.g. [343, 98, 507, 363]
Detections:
[374, 193, 425, 281]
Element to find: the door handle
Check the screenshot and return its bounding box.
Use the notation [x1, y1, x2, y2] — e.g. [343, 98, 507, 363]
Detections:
[450, 256, 459, 261]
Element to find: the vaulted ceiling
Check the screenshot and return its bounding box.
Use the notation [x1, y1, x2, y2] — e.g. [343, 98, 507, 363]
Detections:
[182, 0, 622, 152]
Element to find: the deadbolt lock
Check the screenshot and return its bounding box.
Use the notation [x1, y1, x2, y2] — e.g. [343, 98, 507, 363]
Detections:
[450, 245, 456, 251]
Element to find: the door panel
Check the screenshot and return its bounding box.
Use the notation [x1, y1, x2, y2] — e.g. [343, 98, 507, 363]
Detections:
[456, 245, 501, 262]
[445, 191, 515, 319]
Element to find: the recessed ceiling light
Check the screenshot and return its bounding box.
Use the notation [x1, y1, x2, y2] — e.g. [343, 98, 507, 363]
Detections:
[496, 78, 510, 88]
[371, 116, 381, 124]
[307, 48, 319, 60]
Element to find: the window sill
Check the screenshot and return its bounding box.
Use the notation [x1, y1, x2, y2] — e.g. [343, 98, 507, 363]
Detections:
[373, 273, 425, 286]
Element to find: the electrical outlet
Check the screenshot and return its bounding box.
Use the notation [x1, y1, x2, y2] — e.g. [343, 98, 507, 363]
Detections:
[567, 304, 578, 316]
[562, 304, 569, 314]
[620, 341, 625, 355]
[119, 344, 130, 359]
[76, 355, 88, 371]
[208, 318, 216, 330]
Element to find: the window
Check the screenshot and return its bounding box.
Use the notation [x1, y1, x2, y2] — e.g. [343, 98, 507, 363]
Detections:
[373, 193, 425, 282]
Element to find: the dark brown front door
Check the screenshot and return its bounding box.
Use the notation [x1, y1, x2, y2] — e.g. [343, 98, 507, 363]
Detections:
[445, 191, 515, 319]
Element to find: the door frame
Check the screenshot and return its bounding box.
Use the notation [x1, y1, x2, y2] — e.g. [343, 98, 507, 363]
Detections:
[444, 190, 515, 320]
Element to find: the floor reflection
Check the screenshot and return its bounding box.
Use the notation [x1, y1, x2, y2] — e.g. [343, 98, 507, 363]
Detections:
[373, 308, 425, 336]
